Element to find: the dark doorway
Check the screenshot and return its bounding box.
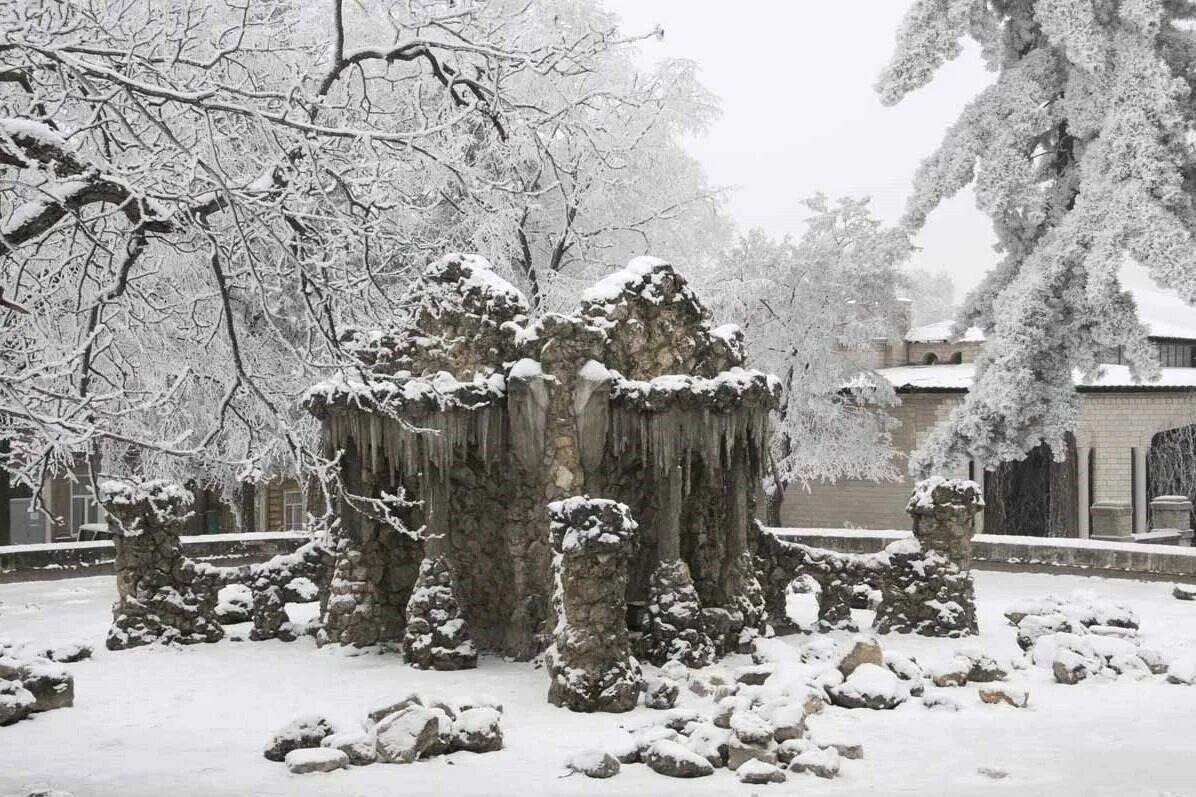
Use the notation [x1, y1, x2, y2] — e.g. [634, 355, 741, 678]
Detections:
[983, 435, 1077, 537]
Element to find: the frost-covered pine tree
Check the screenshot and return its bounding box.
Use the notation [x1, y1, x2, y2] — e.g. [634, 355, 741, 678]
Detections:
[879, 0, 1196, 473]
[702, 197, 911, 524]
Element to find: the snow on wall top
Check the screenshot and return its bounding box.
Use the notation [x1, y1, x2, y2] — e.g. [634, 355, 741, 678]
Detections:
[905, 321, 985, 344]
[303, 370, 505, 414]
[911, 286, 1196, 345]
[580, 256, 669, 304]
[609, 367, 782, 411]
[879, 363, 1196, 391]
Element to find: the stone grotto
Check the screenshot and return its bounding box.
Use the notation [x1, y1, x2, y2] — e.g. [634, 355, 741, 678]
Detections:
[93, 252, 989, 719]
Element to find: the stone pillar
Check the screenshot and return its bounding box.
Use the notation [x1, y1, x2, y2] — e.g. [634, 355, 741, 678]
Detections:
[402, 475, 477, 669]
[1077, 445, 1090, 539]
[102, 480, 224, 650]
[545, 497, 643, 713]
[972, 461, 985, 534]
[1150, 495, 1194, 546]
[1090, 446, 1133, 539]
[873, 477, 981, 637]
[1134, 445, 1148, 535]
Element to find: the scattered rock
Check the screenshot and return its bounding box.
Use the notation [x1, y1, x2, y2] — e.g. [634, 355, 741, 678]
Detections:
[726, 734, 778, 770]
[729, 710, 774, 745]
[978, 766, 1010, 780]
[1166, 656, 1196, 685]
[1173, 583, 1196, 601]
[602, 730, 640, 764]
[684, 723, 730, 768]
[800, 636, 839, 664]
[922, 693, 961, 711]
[18, 660, 73, 712]
[284, 747, 349, 774]
[264, 715, 335, 762]
[1088, 624, 1136, 639]
[958, 649, 1007, 682]
[321, 732, 377, 765]
[1015, 613, 1072, 651]
[645, 676, 680, 710]
[808, 726, 863, 759]
[215, 584, 254, 624]
[660, 707, 702, 732]
[42, 643, 92, 664]
[737, 758, 787, 784]
[451, 707, 503, 753]
[688, 666, 736, 699]
[828, 663, 907, 710]
[769, 703, 806, 743]
[1136, 646, 1169, 675]
[565, 748, 620, 778]
[1052, 650, 1092, 685]
[978, 686, 1029, 708]
[644, 739, 714, 778]
[837, 636, 883, 677]
[734, 664, 774, 686]
[634, 725, 679, 757]
[930, 656, 971, 687]
[375, 707, 440, 763]
[366, 693, 422, 726]
[787, 740, 840, 779]
[0, 679, 35, 726]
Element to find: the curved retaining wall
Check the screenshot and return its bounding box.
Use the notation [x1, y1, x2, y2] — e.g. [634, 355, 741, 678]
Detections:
[0, 532, 309, 583]
[769, 528, 1196, 582]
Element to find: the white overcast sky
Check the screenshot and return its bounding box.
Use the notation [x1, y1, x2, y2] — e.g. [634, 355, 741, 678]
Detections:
[603, 0, 998, 294]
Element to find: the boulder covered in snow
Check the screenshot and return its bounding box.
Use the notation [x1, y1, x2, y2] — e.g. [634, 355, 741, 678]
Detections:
[215, 583, 254, 625]
[264, 715, 335, 762]
[684, 722, 730, 768]
[737, 758, 787, 784]
[930, 656, 972, 687]
[828, 663, 907, 710]
[645, 675, 680, 709]
[451, 706, 503, 753]
[1173, 583, 1196, 601]
[837, 636, 883, 677]
[786, 739, 841, 779]
[644, 739, 715, 778]
[321, 731, 377, 765]
[0, 679, 36, 726]
[17, 659, 73, 713]
[42, 643, 92, 664]
[284, 747, 349, 774]
[958, 649, 1007, 682]
[978, 685, 1029, 708]
[375, 707, 441, 763]
[1166, 656, 1196, 685]
[1052, 650, 1093, 685]
[566, 748, 621, 779]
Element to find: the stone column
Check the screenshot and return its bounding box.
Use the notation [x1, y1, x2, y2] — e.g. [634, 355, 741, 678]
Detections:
[102, 480, 224, 650]
[873, 477, 982, 637]
[972, 461, 986, 534]
[545, 497, 643, 713]
[403, 475, 477, 670]
[1077, 444, 1091, 539]
[1134, 445, 1148, 535]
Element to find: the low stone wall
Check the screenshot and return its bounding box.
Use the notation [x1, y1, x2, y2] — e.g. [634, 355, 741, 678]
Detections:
[769, 528, 1196, 581]
[0, 532, 309, 583]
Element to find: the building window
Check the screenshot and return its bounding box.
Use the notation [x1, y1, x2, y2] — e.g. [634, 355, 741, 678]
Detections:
[282, 490, 305, 531]
[1158, 342, 1192, 368]
[70, 482, 105, 540]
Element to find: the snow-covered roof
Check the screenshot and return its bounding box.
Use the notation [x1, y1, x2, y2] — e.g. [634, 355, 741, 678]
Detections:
[905, 321, 985, 344]
[880, 363, 1196, 392]
[908, 286, 1196, 345]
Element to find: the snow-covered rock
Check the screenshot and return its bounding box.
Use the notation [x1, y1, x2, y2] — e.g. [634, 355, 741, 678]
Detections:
[375, 707, 440, 763]
[734, 663, 774, 686]
[837, 635, 883, 677]
[41, 643, 92, 663]
[0, 679, 36, 726]
[684, 722, 730, 768]
[807, 722, 864, 759]
[321, 731, 376, 765]
[922, 693, 962, 711]
[726, 734, 778, 770]
[1173, 583, 1196, 601]
[263, 715, 335, 762]
[1053, 650, 1093, 685]
[215, 584, 253, 624]
[565, 748, 620, 778]
[18, 659, 73, 713]
[365, 693, 422, 726]
[978, 685, 1029, 708]
[786, 739, 841, 779]
[737, 758, 787, 784]
[451, 706, 503, 753]
[729, 710, 774, 745]
[829, 663, 908, 710]
[644, 739, 714, 778]
[645, 675, 680, 709]
[284, 747, 349, 774]
[1165, 656, 1196, 685]
[930, 655, 972, 687]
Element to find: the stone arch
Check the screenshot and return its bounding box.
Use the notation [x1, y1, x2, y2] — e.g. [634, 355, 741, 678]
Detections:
[922, 352, 939, 365]
[1147, 421, 1196, 530]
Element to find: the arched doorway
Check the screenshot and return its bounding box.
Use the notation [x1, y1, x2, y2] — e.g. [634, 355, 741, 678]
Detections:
[1148, 424, 1196, 530]
[983, 435, 1077, 537]
[922, 352, 938, 365]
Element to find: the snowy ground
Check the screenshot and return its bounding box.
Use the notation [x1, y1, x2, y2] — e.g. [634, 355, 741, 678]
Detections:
[1, 571, 1194, 796]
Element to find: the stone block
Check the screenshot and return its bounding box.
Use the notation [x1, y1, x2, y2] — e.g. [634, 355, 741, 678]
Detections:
[1090, 502, 1133, 539]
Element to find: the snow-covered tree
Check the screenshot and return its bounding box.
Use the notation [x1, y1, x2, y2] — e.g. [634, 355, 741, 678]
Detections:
[879, 0, 1196, 474]
[905, 267, 957, 326]
[0, 0, 723, 523]
[701, 197, 911, 525]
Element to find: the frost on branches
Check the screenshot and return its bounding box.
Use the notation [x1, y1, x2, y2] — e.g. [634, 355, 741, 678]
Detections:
[879, 0, 1196, 472]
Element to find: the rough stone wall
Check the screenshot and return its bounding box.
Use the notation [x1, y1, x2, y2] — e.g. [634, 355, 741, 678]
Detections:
[102, 481, 224, 650]
[545, 497, 643, 713]
[873, 478, 981, 637]
[750, 522, 885, 633]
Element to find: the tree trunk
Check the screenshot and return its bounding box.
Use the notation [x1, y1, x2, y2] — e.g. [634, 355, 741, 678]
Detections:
[765, 483, 784, 528]
[239, 481, 257, 534]
[0, 440, 10, 546]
